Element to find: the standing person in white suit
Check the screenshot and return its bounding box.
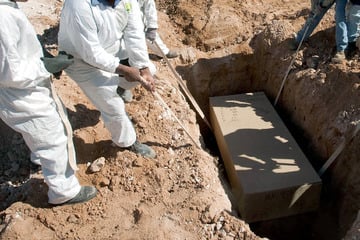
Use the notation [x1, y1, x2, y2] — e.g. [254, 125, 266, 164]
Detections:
[139, 0, 179, 59]
[0, 0, 97, 205]
[58, 0, 157, 158]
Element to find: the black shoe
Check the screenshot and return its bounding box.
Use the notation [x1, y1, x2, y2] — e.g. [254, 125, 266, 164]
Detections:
[289, 38, 299, 51]
[61, 186, 97, 205]
[129, 141, 156, 158]
[149, 53, 162, 61]
[346, 41, 357, 59]
[166, 50, 178, 58]
[332, 51, 346, 64]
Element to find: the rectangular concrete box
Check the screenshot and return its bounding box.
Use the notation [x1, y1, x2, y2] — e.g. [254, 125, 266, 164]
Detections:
[209, 92, 322, 223]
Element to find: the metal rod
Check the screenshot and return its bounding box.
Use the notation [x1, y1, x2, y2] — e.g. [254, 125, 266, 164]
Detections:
[318, 122, 360, 176]
[153, 91, 202, 149]
[152, 41, 213, 131]
[274, 26, 309, 106]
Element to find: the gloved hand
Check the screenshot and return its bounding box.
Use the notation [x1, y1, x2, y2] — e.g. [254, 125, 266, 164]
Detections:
[41, 51, 74, 79]
[145, 28, 157, 41]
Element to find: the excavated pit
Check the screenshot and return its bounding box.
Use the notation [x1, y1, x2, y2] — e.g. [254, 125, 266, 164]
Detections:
[1, 1, 360, 239]
[176, 19, 360, 240]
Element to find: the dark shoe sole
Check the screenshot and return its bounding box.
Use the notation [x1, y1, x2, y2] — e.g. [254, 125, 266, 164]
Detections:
[54, 186, 97, 206]
[129, 141, 156, 158]
[166, 52, 179, 58]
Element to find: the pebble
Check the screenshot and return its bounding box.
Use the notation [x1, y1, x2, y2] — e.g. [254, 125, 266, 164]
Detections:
[88, 157, 106, 173]
[67, 214, 80, 224]
[353, 83, 360, 90]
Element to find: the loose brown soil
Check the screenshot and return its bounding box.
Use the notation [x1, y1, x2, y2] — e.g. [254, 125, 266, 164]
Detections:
[1, 0, 360, 240]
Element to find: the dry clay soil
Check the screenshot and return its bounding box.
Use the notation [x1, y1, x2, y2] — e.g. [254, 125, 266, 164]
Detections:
[1, 0, 360, 240]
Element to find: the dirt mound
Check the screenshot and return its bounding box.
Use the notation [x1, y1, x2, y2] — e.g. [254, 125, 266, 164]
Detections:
[1, 0, 360, 240]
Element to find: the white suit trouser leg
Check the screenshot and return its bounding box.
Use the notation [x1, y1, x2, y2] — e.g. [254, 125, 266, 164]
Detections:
[147, 33, 170, 56]
[65, 64, 137, 148]
[0, 84, 81, 204]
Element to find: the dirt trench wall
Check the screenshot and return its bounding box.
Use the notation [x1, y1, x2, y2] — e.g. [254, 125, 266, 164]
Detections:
[179, 44, 254, 122]
[181, 18, 360, 238]
[250, 21, 360, 237]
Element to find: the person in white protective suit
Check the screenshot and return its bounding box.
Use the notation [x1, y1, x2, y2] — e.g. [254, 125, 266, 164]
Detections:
[139, 0, 179, 59]
[114, 1, 158, 103]
[58, 0, 157, 158]
[0, 0, 97, 205]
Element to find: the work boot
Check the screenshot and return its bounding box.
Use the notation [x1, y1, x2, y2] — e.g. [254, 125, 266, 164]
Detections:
[289, 38, 299, 51]
[166, 50, 179, 58]
[346, 41, 357, 59]
[61, 186, 97, 205]
[332, 51, 346, 64]
[129, 141, 156, 158]
[117, 87, 133, 103]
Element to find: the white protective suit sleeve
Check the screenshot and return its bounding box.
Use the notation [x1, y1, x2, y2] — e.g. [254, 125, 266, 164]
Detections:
[122, 0, 153, 69]
[138, 0, 158, 29]
[0, 6, 50, 89]
[58, 0, 120, 73]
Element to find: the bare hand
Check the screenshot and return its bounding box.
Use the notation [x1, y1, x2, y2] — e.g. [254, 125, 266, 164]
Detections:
[139, 68, 155, 92]
[119, 66, 141, 83]
[116, 64, 155, 92]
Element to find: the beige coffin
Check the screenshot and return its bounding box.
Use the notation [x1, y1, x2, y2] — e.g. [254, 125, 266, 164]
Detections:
[209, 92, 322, 222]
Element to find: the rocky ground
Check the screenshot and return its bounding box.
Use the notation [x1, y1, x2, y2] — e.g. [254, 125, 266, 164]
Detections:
[1, 0, 360, 239]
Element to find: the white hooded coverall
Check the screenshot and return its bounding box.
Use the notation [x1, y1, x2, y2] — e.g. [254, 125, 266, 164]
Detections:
[138, 0, 170, 56]
[58, 0, 153, 147]
[0, 0, 81, 204]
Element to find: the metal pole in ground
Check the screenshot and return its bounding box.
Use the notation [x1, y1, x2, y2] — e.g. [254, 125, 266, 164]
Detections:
[318, 122, 360, 177]
[274, 26, 309, 106]
[152, 91, 202, 149]
[151, 41, 213, 131]
[139, 74, 201, 149]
